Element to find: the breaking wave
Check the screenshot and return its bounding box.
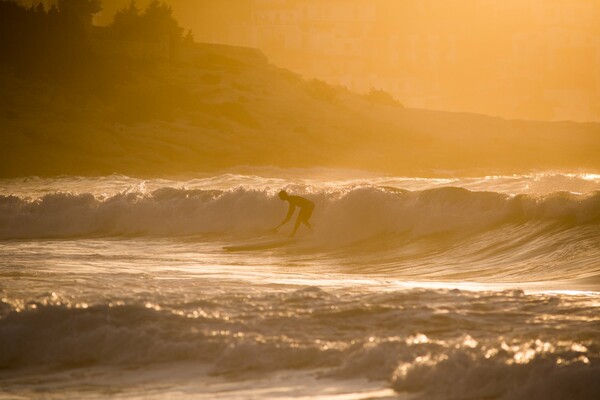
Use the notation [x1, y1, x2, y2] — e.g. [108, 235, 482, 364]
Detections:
[1, 287, 598, 399]
[0, 186, 598, 240]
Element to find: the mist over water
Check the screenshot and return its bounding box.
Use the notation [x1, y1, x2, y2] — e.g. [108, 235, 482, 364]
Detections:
[1, 171, 599, 399]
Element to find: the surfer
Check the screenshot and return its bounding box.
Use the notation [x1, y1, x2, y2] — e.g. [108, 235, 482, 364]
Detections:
[274, 190, 315, 237]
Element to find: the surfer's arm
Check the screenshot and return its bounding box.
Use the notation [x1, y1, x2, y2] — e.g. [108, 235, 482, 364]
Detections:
[275, 204, 295, 229]
[283, 204, 296, 223]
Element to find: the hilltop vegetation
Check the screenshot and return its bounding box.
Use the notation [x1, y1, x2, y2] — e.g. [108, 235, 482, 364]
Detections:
[0, 0, 598, 177]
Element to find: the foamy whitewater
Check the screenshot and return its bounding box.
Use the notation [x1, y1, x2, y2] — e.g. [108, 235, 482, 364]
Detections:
[1, 171, 599, 399]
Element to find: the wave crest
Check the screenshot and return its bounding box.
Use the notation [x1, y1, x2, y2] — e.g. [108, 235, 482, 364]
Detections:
[0, 186, 598, 240]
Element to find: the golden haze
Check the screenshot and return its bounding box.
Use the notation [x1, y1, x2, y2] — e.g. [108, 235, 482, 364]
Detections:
[91, 0, 600, 122]
[2, 0, 599, 177]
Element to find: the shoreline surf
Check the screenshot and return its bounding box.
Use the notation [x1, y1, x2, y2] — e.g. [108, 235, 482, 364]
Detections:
[1, 172, 599, 399]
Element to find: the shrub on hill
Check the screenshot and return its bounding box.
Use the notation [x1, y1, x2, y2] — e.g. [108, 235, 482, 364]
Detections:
[364, 88, 403, 107]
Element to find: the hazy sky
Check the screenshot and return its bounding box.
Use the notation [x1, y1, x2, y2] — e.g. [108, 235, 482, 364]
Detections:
[91, 0, 600, 122]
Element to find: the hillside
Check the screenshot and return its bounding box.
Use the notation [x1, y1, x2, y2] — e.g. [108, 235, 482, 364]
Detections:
[1, 42, 599, 178]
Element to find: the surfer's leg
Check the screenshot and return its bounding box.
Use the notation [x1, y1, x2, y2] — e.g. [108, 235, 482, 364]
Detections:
[293, 204, 314, 235]
[300, 204, 314, 230]
[302, 217, 312, 230]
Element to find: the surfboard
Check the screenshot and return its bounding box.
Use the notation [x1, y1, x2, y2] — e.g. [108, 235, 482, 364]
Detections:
[223, 238, 295, 252]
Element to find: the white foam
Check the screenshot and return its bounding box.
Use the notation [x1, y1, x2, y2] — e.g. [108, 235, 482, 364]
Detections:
[0, 186, 598, 241]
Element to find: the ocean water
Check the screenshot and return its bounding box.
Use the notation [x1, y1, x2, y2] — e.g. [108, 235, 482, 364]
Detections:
[1, 171, 599, 399]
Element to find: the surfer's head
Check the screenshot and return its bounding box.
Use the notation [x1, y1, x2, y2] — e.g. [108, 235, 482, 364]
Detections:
[278, 190, 288, 200]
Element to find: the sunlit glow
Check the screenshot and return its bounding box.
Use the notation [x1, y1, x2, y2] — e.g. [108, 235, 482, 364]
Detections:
[1, 2, 599, 398]
[89, 0, 600, 122]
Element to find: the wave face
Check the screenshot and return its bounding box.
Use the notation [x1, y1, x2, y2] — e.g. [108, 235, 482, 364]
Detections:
[1, 186, 599, 240]
[2, 176, 599, 285]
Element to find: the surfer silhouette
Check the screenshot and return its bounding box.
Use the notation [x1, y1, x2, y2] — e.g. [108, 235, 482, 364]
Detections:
[274, 190, 315, 237]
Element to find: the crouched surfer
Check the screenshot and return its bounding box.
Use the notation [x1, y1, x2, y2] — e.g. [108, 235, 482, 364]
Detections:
[274, 190, 315, 237]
